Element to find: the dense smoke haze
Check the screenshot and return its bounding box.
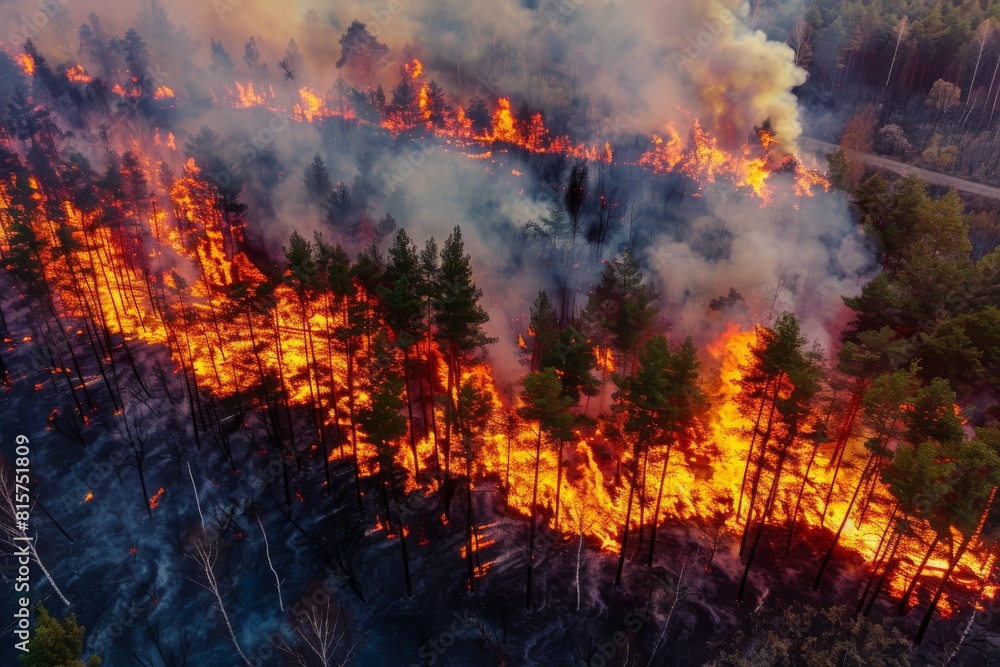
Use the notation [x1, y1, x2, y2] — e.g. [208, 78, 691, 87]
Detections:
[2, 0, 999, 665]
[0, 0, 864, 365]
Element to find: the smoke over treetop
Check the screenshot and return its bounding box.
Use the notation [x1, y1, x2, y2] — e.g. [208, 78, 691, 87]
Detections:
[5, 0, 807, 151]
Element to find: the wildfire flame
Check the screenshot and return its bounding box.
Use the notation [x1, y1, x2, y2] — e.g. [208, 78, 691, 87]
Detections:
[640, 120, 828, 203]
[404, 58, 423, 79]
[65, 64, 91, 84]
[16, 53, 34, 77]
[0, 44, 981, 627]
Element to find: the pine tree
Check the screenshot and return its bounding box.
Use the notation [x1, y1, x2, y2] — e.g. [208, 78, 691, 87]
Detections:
[612, 335, 706, 583]
[584, 249, 659, 376]
[19, 605, 102, 667]
[435, 226, 496, 518]
[518, 368, 574, 610]
[735, 314, 822, 601]
[303, 153, 333, 208]
[382, 229, 426, 473]
[357, 331, 413, 596]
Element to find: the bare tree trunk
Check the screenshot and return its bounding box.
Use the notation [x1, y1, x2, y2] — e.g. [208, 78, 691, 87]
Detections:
[188, 536, 252, 666]
[526, 424, 544, 610]
[615, 453, 639, 587]
[257, 515, 284, 611]
[647, 441, 674, 567]
[0, 467, 71, 606]
[897, 532, 941, 615]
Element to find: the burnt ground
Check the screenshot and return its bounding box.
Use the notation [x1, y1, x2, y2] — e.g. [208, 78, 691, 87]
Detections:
[0, 287, 999, 667]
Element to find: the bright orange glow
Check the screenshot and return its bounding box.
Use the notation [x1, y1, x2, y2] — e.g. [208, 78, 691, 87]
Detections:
[232, 81, 269, 108]
[0, 51, 983, 617]
[640, 119, 829, 202]
[153, 86, 175, 100]
[594, 346, 615, 374]
[65, 64, 91, 83]
[17, 53, 34, 76]
[404, 58, 423, 79]
[295, 87, 323, 122]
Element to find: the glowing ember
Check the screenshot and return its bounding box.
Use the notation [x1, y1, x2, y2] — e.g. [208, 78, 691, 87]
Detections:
[149, 488, 165, 510]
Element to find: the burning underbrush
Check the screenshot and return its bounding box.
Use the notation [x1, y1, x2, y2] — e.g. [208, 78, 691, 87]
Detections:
[0, 9, 997, 666]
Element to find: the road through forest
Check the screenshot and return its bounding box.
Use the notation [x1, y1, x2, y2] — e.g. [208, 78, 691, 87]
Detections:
[799, 136, 1000, 201]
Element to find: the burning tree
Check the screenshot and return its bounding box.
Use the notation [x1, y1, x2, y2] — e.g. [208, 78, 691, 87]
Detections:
[357, 331, 414, 597]
[434, 227, 496, 518]
[734, 313, 822, 602]
[611, 334, 707, 585]
[518, 368, 575, 610]
[584, 249, 659, 379]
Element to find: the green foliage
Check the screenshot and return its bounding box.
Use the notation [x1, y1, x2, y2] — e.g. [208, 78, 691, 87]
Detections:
[837, 326, 910, 381]
[19, 605, 102, 667]
[357, 332, 407, 478]
[919, 134, 958, 171]
[925, 79, 961, 113]
[522, 291, 599, 402]
[303, 153, 333, 206]
[518, 368, 575, 445]
[613, 335, 707, 450]
[710, 603, 912, 667]
[381, 228, 424, 346]
[436, 226, 496, 356]
[584, 248, 659, 356]
[826, 148, 854, 192]
[282, 230, 317, 295]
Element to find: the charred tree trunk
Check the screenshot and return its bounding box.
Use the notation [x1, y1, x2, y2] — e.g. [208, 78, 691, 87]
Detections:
[526, 424, 544, 610]
[821, 392, 862, 525]
[736, 376, 776, 529]
[403, 346, 419, 475]
[897, 532, 942, 615]
[737, 421, 797, 602]
[614, 447, 640, 587]
[466, 444, 476, 591]
[813, 452, 877, 590]
[740, 378, 781, 556]
[786, 438, 823, 555]
[648, 440, 674, 567]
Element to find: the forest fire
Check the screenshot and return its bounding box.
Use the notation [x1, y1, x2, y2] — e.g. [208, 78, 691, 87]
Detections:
[1, 4, 998, 665]
[4, 151, 987, 626]
[16, 52, 34, 76]
[639, 120, 828, 202]
[65, 64, 90, 84]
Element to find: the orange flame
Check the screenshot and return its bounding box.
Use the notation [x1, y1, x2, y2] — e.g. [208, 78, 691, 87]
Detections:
[17, 53, 34, 77]
[404, 58, 423, 79]
[65, 64, 90, 84]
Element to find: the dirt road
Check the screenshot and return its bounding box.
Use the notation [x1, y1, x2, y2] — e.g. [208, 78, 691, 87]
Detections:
[799, 137, 1000, 201]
